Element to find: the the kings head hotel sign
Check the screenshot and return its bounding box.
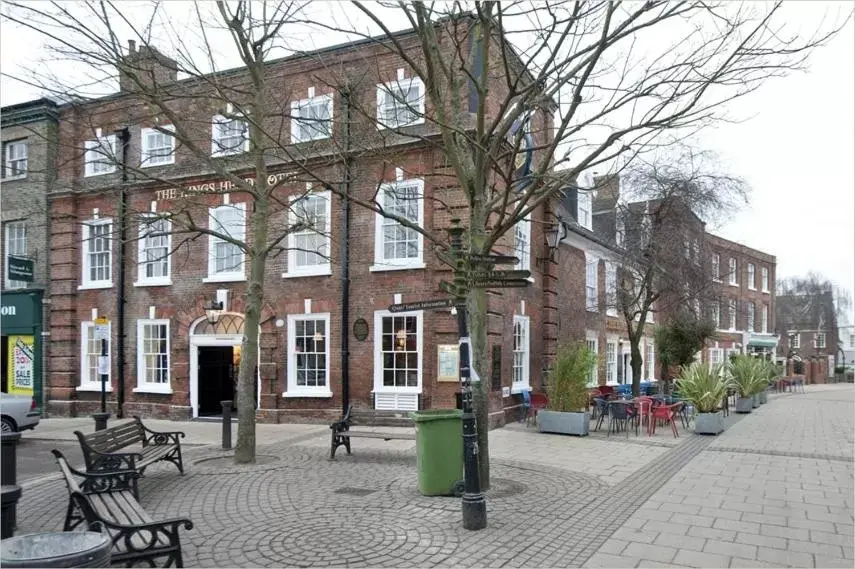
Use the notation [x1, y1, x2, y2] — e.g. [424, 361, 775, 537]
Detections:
[155, 171, 296, 202]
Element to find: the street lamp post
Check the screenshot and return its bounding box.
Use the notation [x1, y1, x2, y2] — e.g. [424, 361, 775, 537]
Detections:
[447, 221, 487, 531]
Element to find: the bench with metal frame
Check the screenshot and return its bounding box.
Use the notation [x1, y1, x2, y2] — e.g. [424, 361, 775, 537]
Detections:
[53, 450, 193, 568]
[74, 417, 185, 496]
[329, 404, 416, 459]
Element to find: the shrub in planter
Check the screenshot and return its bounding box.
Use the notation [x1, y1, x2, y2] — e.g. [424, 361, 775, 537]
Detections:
[729, 356, 765, 413]
[675, 362, 728, 435]
[539, 343, 596, 436]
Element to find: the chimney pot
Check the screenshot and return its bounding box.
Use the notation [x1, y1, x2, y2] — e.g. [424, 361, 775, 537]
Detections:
[128, 39, 136, 53]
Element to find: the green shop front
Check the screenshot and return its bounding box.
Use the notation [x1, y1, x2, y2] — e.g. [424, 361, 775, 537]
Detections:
[1, 290, 44, 410]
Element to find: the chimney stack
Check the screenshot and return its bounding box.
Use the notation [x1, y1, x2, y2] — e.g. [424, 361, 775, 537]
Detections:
[119, 41, 177, 93]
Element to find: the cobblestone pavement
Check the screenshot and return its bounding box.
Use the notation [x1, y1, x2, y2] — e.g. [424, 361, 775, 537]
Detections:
[589, 385, 855, 568]
[13, 386, 852, 567]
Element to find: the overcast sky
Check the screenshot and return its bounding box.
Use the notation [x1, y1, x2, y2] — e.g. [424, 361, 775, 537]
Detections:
[1, 1, 853, 321]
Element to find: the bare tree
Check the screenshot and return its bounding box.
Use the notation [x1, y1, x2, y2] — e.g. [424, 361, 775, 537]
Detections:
[609, 146, 748, 396]
[2, 0, 844, 479]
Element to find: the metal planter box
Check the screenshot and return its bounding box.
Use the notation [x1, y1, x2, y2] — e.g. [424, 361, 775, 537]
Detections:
[752, 395, 760, 408]
[759, 391, 768, 404]
[735, 397, 753, 413]
[538, 410, 589, 436]
[694, 411, 724, 435]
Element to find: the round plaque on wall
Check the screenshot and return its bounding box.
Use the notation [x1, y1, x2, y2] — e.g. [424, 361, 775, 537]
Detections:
[352, 318, 369, 341]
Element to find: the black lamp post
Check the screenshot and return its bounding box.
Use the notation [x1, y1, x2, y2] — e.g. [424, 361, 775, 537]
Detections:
[537, 221, 567, 266]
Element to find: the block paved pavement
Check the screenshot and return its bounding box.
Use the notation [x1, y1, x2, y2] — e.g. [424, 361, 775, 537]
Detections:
[12, 385, 853, 567]
[588, 384, 854, 568]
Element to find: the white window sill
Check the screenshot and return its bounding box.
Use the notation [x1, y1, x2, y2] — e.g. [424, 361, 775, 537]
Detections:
[134, 279, 173, 287]
[203, 274, 246, 283]
[140, 160, 175, 168]
[2, 174, 27, 181]
[132, 386, 173, 395]
[84, 170, 115, 178]
[510, 384, 531, 395]
[762, 290, 770, 294]
[211, 149, 248, 158]
[371, 388, 422, 395]
[606, 310, 618, 317]
[377, 118, 425, 131]
[369, 262, 426, 272]
[290, 135, 332, 145]
[748, 287, 757, 291]
[77, 384, 112, 392]
[282, 268, 332, 279]
[78, 282, 113, 291]
[282, 390, 333, 398]
[586, 307, 598, 313]
[729, 283, 739, 287]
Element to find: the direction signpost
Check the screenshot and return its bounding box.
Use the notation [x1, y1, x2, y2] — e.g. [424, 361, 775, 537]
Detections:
[93, 316, 110, 431]
[470, 279, 530, 289]
[388, 298, 455, 313]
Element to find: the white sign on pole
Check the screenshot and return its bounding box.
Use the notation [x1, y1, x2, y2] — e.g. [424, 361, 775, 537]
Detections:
[97, 356, 110, 376]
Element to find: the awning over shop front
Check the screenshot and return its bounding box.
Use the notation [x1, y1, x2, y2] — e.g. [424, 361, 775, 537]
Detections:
[748, 335, 779, 348]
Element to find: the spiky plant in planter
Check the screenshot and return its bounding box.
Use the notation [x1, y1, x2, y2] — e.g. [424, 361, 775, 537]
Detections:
[539, 343, 597, 436]
[729, 356, 766, 413]
[676, 362, 729, 434]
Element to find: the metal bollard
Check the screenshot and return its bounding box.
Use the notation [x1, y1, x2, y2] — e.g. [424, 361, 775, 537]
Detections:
[221, 400, 233, 450]
[92, 412, 110, 432]
[1, 432, 22, 538]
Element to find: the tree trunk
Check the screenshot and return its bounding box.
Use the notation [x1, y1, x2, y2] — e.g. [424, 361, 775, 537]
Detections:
[468, 286, 490, 490]
[630, 341, 643, 398]
[234, 198, 269, 464]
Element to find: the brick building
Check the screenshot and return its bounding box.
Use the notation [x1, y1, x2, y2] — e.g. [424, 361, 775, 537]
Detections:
[1, 98, 58, 407]
[703, 234, 778, 367]
[42, 29, 572, 424]
[775, 291, 837, 383]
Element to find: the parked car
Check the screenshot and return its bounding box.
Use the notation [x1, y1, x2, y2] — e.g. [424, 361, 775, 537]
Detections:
[0, 392, 40, 433]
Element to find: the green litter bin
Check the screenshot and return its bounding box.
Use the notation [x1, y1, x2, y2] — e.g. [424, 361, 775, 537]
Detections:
[409, 409, 463, 496]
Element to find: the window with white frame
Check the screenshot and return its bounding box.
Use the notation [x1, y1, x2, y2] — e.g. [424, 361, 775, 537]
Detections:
[512, 315, 530, 392]
[2, 140, 28, 179]
[211, 115, 249, 156]
[646, 342, 655, 380]
[140, 126, 175, 167]
[4, 221, 27, 289]
[711, 300, 720, 329]
[207, 203, 246, 281]
[606, 341, 617, 384]
[291, 94, 333, 143]
[84, 134, 117, 177]
[80, 321, 110, 389]
[82, 219, 112, 287]
[761, 267, 769, 293]
[287, 191, 331, 276]
[615, 210, 625, 247]
[849, 333, 854, 348]
[376, 76, 425, 129]
[640, 215, 651, 249]
[747, 263, 756, 290]
[728, 299, 736, 330]
[577, 190, 592, 230]
[605, 261, 617, 316]
[746, 301, 755, 332]
[373, 179, 424, 269]
[728, 258, 737, 285]
[514, 215, 531, 272]
[137, 216, 171, 285]
[286, 314, 331, 396]
[712, 253, 720, 281]
[815, 332, 826, 349]
[791, 333, 800, 349]
[136, 320, 170, 391]
[761, 305, 768, 333]
[708, 347, 724, 371]
[586, 335, 598, 385]
[585, 254, 598, 311]
[377, 313, 421, 389]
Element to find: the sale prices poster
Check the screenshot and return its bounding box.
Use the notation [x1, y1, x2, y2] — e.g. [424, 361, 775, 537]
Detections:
[8, 335, 35, 395]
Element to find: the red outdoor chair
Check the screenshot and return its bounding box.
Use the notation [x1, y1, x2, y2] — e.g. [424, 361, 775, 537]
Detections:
[650, 402, 682, 438]
[635, 396, 654, 435]
[527, 393, 548, 426]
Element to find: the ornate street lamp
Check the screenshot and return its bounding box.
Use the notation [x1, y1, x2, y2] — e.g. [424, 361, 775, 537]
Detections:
[537, 220, 567, 266]
[205, 299, 224, 325]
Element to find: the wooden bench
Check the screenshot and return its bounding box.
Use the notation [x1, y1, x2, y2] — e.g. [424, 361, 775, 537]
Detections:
[329, 404, 416, 459]
[53, 450, 193, 568]
[74, 417, 185, 496]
